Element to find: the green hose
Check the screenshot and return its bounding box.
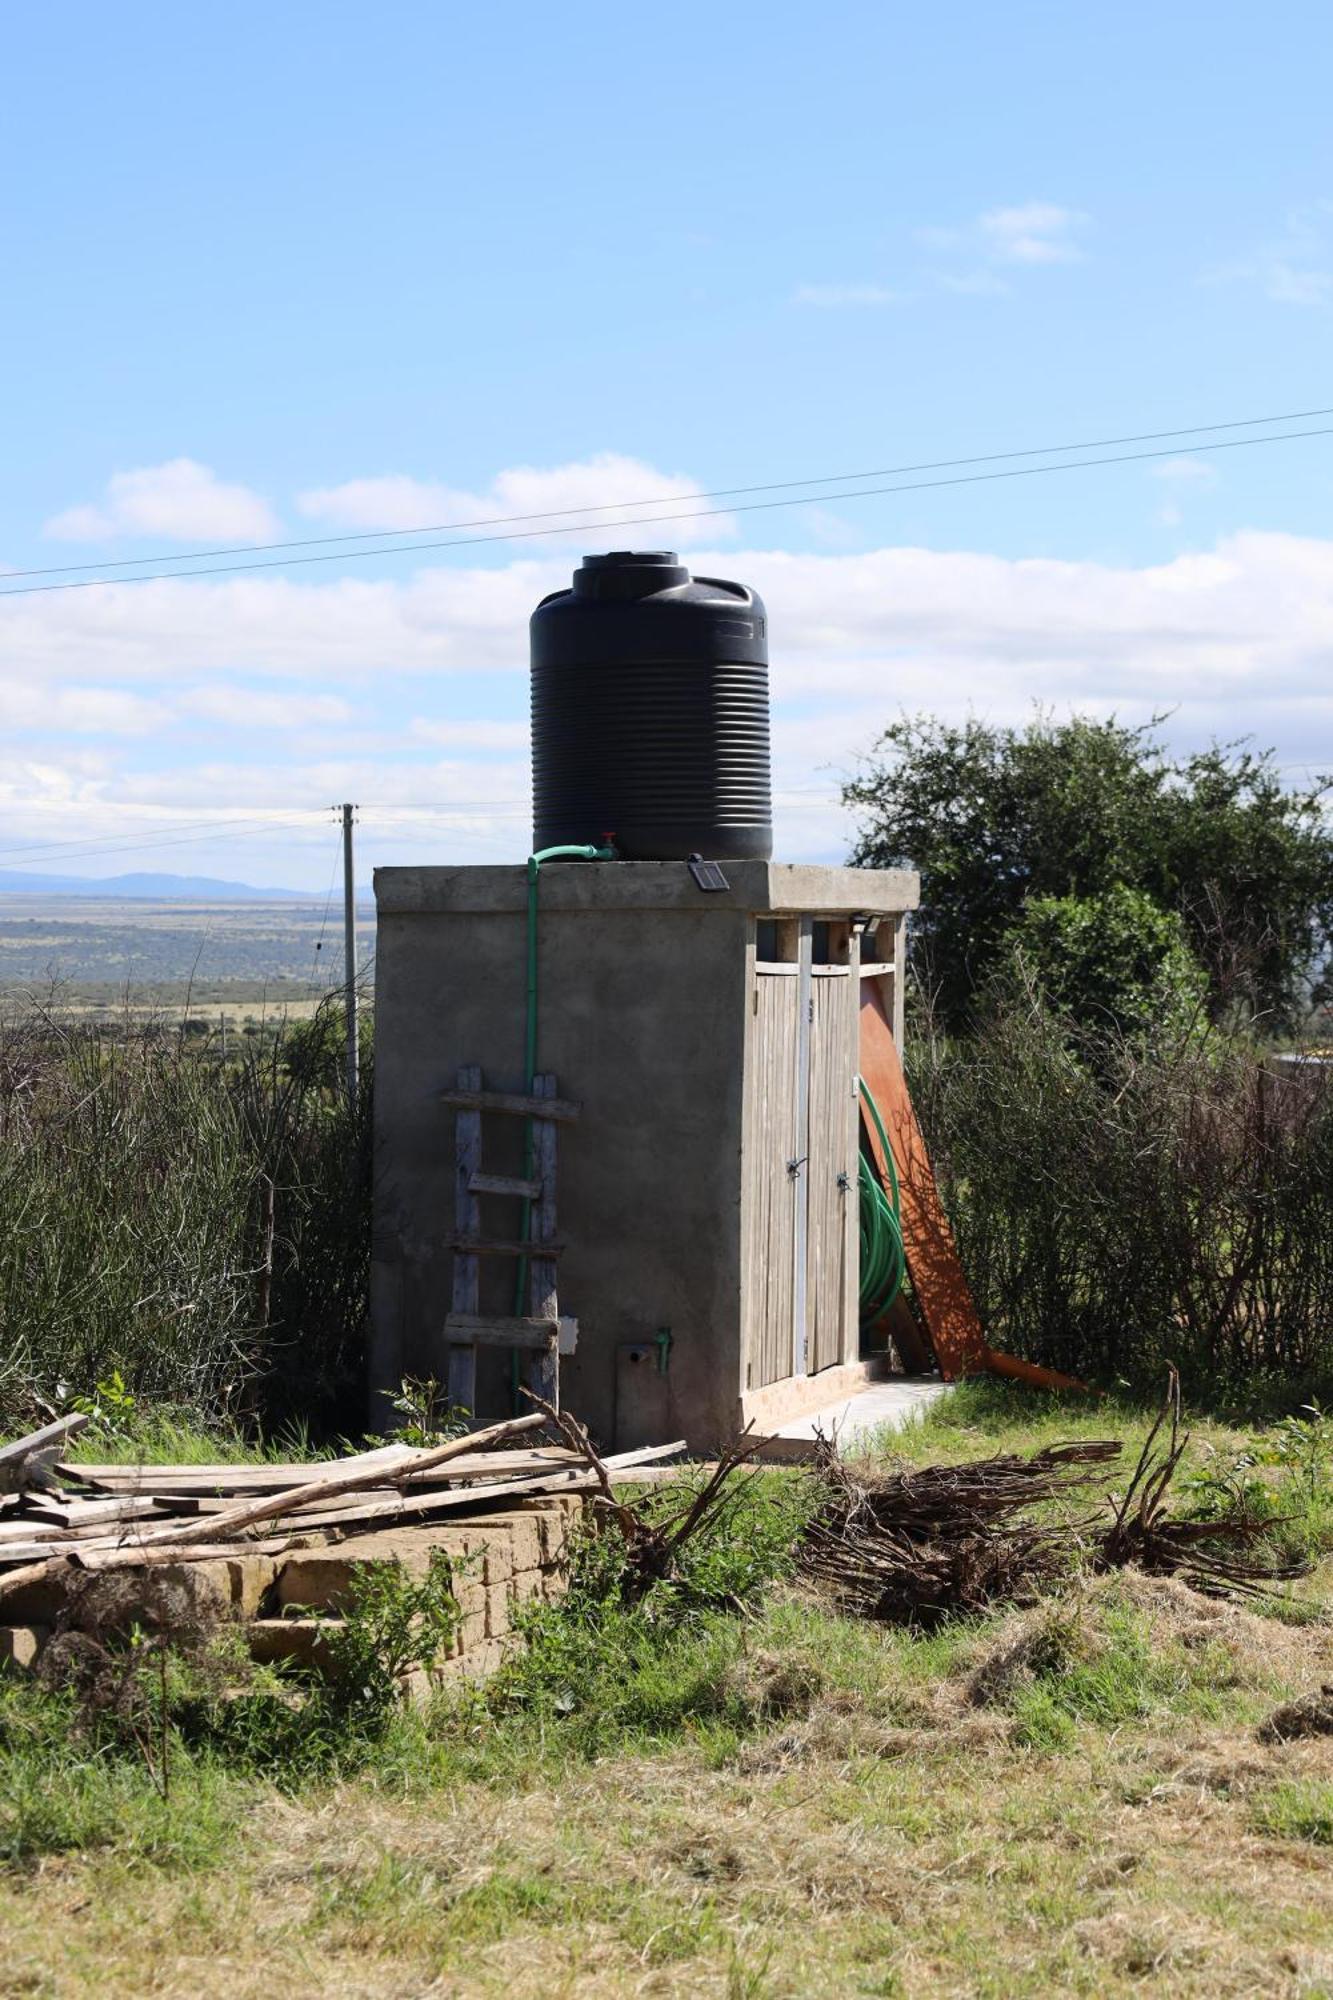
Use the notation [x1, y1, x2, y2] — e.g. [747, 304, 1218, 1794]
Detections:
[512, 845, 615, 1379]
[858, 1079, 906, 1324]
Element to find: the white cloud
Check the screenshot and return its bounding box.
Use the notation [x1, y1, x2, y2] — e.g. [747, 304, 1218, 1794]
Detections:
[792, 283, 902, 308]
[178, 687, 352, 729]
[979, 202, 1088, 265]
[1265, 262, 1332, 307]
[4, 528, 1333, 876]
[298, 452, 734, 548]
[1205, 202, 1333, 308]
[0, 681, 167, 734]
[5, 535, 1333, 720]
[45, 459, 281, 543]
[917, 201, 1089, 291]
[409, 718, 530, 752]
[1151, 457, 1220, 486]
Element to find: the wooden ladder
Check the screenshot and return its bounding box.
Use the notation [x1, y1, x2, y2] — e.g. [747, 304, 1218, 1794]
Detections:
[442, 1064, 579, 1416]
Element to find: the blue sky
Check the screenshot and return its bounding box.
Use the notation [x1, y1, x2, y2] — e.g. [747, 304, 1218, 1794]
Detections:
[2, 0, 1332, 888]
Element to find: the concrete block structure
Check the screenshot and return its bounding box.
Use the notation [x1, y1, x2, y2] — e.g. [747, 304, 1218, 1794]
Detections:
[370, 858, 918, 1451]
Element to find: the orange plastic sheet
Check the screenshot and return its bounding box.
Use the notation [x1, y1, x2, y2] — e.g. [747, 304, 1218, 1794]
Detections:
[859, 980, 1081, 1391]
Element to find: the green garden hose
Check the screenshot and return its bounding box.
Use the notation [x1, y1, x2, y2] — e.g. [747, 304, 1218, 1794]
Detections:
[512, 845, 615, 1383]
[858, 1079, 906, 1324]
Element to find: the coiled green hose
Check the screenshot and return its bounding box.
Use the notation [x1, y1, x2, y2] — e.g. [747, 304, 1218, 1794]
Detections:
[858, 1079, 906, 1324]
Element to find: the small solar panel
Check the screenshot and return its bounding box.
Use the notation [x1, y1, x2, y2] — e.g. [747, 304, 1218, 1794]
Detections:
[687, 856, 730, 892]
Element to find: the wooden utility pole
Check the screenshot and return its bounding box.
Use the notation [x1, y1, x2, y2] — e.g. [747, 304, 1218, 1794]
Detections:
[341, 802, 359, 1108]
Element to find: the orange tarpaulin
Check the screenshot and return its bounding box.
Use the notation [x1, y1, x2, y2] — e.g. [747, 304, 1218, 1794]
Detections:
[859, 979, 1082, 1391]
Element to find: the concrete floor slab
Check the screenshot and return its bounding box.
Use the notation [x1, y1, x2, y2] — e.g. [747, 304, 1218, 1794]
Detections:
[772, 1378, 953, 1450]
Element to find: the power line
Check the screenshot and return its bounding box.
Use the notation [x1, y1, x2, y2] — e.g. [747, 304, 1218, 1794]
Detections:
[0, 812, 324, 869]
[0, 809, 318, 861]
[3, 421, 1332, 602]
[9, 402, 1333, 583]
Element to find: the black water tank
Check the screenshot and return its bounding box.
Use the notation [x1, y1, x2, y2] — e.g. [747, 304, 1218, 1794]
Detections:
[530, 551, 772, 861]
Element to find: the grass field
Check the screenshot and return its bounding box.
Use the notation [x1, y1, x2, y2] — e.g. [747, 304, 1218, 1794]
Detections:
[0, 896, 374, 1019]
[3, 1384, 1333, 1998]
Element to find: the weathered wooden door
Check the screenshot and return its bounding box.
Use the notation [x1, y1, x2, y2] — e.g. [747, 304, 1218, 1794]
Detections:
[741, 929, 859, 1390]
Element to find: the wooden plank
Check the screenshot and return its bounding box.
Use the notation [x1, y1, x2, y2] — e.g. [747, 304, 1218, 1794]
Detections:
[183, 1451, 583, 1511]
[792, 917, 813, 1377]
[843, 927, 862, 1364]
[445, 1314, 557, 1352]
[125, 1411, 551, 1550]
[58, 1442, 417, 1491]
[525, 1075, 561, 1410]
[22, 1494, 179, 1528]
[447, 1235, 565, 1258]
[806, 972, 853, 1375]
[440, 1086, 581, 1123]
[741, 968, 801, 1392]
[0, 1520, 66, 1543]
[447, 1064, 483, 1415]
[468, 1171, 542, 1199]
[275, 1440, 688, 1533]
[858, 981, 986, 1380]
[0, 1413, 90, 1488]
[64, 1448, 582, 1498]
[891, 914, 908, 1050]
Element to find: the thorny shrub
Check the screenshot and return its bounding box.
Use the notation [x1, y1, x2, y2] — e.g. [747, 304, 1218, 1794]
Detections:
[0, 998, 370, 1438]
[908, 990, 1333, 1400]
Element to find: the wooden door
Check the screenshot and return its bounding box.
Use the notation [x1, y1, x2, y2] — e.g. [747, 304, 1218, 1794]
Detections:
[806, 971, 858, 1373]
[741, 948, 858, 1390]
[740, 967, 801, 1390]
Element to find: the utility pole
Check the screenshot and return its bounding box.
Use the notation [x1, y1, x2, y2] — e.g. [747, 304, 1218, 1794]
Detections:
[341, 802, 359, 1109]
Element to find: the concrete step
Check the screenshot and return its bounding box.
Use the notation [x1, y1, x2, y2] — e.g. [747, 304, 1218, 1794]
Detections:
[770, 1378, 953, 1452]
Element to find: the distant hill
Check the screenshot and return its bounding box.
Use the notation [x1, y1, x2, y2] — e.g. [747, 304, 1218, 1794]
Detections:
[0, 869, 317, 901]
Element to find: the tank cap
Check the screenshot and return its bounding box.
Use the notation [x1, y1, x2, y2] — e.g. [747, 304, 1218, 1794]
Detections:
[572, 550, 690, 600]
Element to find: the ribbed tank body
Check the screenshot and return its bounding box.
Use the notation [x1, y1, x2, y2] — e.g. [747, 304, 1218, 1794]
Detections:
[530, 551, 772, 861]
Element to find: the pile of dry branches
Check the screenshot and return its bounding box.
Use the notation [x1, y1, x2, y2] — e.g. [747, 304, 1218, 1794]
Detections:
[1096, 1370, 1310, 1597]
[796, 1371, 1311, 1627]
[798, 1438, 1118, 1627]
[525, 1395, 769, 1600]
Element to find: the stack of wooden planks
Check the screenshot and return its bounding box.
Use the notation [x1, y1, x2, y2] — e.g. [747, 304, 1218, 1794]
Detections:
[0, 1410, 686, 1598]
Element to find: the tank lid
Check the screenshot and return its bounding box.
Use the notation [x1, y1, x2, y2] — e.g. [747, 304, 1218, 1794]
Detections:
[572, 550, 689, 600]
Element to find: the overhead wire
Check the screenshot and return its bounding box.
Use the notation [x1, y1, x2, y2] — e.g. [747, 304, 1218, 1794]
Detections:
[0, 809, 318, 862]
[0, 812, 325, 870]
[3, 422, 1332, 599]
[7, 402, 1333, 582]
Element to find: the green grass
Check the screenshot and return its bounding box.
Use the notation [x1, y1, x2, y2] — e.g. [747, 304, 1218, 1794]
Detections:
[59, 1410, 337, 1467]
[1252, 1780, 1333, 1845]
[5, 1384, 1333, 1997]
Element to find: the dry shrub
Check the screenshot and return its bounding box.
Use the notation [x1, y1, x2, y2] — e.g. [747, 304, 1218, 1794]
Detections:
[909, 997, 1333, 1397]
[0, 1002, 370, 1436]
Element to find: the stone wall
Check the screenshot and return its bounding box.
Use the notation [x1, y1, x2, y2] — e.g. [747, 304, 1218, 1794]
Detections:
[0, 1494, 585, 1688]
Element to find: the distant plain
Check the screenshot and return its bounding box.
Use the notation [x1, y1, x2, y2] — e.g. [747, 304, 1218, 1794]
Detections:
[0, 896, 374, 1020]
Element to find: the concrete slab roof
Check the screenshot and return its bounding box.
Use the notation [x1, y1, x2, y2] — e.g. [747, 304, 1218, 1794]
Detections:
[375, 859, 919, 916]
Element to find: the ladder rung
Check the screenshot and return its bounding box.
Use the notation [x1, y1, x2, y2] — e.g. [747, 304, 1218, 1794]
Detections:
[448, 1236, 564, 1258]
[468, 1171, 542, 1199]
[441, 1087, 580, 1123]
[445, 1314, 558, 1351]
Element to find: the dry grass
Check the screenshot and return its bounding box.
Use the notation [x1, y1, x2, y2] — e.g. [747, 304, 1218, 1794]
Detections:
[5, 1571, 1333, 1998]
[5, 1391, 1333, 1997]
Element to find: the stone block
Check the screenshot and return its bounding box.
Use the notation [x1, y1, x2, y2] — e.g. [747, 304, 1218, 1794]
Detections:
[248, 1617, 337, 1669]
[225, 1554, 277, 1619]
[0, 1624, 45, 1671]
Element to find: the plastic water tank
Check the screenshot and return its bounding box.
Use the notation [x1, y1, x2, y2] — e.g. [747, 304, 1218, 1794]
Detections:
[530, 552, 772, 861]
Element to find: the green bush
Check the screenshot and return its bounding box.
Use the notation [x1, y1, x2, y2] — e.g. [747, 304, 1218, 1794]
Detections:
[908, 998, 1333, 1398]
[489, 1468, 816, 1750]
[1003, 885, 1206, 1043]
[0, 1002, 370, 1437]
